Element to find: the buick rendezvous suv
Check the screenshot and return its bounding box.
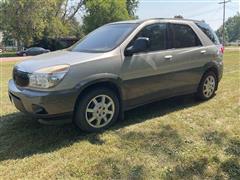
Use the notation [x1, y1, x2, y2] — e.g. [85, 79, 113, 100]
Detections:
[9, 18, 223, 132]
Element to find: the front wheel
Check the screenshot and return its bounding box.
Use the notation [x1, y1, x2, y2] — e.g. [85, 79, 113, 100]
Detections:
[196, 71, 218, 100]
[74, 88, 119, 132]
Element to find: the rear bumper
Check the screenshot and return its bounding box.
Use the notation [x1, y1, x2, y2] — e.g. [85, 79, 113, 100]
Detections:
[218, 61, 223, 81]
[8, 80, 79, 118]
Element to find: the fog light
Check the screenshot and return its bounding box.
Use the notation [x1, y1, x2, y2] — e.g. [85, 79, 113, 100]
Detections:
[32, 104, 48, 114]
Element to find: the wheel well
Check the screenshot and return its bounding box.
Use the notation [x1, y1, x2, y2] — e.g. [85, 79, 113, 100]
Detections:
[201, 67, 219, 90]
[205, 67, 219, 82]
[74, 81, 122, 112]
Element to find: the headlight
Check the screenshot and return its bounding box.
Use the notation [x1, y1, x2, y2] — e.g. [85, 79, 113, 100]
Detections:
[28, 64, 70, 88]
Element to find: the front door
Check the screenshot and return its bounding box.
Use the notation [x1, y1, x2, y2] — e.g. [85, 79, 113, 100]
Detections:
[165, 23, 205, 93]
[121, 23, 176, 108]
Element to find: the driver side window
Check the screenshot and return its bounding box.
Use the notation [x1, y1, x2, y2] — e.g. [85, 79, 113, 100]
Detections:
[129, 23, 168, 52]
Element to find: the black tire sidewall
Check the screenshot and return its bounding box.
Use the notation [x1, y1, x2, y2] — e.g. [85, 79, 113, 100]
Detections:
[197, 71, 218, 100]
[74, 88, 120, 132]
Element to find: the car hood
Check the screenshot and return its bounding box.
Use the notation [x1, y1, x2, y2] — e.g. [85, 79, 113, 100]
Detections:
[15, 50, 108, 73]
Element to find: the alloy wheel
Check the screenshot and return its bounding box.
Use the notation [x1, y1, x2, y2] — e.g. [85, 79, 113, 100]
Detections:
[203, 75, 216, 98]
[85, 95, 115, 128]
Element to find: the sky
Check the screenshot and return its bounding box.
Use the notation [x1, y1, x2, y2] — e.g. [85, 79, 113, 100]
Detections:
[136, 0, 240, 30]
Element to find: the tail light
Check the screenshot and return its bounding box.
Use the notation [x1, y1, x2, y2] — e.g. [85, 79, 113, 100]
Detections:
[219, 44, 224, 54]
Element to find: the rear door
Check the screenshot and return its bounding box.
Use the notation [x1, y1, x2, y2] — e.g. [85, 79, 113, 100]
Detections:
[165, 23, 206, 93]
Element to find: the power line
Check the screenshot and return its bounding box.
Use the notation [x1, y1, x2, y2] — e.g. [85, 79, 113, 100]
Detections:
[225, 6, 239, 11]
[187, 7, 222, 18]
[219, 0, 231, 45]
[189, 8, 220, 18]
[207, 18, 223, 22]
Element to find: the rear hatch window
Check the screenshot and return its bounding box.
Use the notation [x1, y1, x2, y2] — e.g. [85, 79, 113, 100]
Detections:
[196, 22, 220, 45]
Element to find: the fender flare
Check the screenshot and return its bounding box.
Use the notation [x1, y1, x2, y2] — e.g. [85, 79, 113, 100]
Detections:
[202, 61, 220, 80]
[75, 73, 123, 99]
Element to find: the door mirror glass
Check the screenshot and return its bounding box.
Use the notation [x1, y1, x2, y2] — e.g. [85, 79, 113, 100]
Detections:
[125, 37, 149, 56]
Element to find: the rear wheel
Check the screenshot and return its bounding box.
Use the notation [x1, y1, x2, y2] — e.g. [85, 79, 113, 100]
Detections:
[74, 88, 119, 132]
[197, 71, 218, 100]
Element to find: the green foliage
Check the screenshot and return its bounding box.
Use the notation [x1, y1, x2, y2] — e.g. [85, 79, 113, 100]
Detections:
[83, 0, 135, 33]
[0, 0, 138, 48]
[216, 13, 240, 43]
[1, 0, 51, 47]
[1, 0, 83, 48]
[44, 16, 70, 39]
[42, 0, 84, 39]
[126, 0, 139, 17]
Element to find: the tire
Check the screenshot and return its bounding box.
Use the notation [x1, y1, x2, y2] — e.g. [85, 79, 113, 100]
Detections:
[196, 71, 218, 100]
[74, 88, 120, 132]
[23, 53, 27, 56]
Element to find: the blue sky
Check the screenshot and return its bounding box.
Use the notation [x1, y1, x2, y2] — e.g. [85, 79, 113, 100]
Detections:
[137, 0, 240, 30]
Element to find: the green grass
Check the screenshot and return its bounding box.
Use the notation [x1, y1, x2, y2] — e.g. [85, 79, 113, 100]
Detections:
[0, 52, 17, 57]
[0, 50, 239, 179]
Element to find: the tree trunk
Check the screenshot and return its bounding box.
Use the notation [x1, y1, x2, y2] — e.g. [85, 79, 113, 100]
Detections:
[16, 39, 22, 51]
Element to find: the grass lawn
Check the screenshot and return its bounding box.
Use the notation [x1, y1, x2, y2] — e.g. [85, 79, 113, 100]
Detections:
[0, 50, 239, 179]
[0, 52, 17, 57]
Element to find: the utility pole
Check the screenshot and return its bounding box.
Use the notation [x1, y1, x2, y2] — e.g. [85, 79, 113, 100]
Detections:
[219, 0, 231, 46]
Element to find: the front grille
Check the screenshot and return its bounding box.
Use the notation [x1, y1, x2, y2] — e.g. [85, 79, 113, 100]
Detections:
[13, 67, 29, 87]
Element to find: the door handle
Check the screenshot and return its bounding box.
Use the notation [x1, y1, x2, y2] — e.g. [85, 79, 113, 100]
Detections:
[201, 50, 207, 54]
[164, 55, 173, 60]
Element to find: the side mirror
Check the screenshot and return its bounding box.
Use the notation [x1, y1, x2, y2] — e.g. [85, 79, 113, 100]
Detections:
[125, 37, 149, 56]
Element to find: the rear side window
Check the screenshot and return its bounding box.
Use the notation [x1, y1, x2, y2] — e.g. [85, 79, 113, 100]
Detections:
[196, 22, 220, 45]
[170, 24, 202, 48]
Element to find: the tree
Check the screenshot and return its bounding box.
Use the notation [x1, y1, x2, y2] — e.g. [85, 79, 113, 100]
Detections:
[174, 15, 183, 19]
[1, 0, 52, 48]
[126, 0, 139, 18]
[216, 13, 240, 43]
[1, 0, 139, 49]
[83, 0, 138, 33]
[1, 0, 84, 48]
[0, 1, 4, 31]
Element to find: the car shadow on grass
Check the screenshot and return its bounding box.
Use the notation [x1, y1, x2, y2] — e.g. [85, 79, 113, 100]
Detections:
[0, 94, 202, 162]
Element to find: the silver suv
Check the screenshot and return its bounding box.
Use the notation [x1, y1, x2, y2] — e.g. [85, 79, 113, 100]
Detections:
[9, 18, 223, 132]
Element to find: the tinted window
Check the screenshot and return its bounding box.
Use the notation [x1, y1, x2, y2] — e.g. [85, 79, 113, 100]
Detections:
[171, 24, 202, 48]
[27, 48, 35, 51]
[196, 22, 220, 45]
[71, 24, 137, 52]
[132, 23, 168, 51]
[28, 47, 42, 51]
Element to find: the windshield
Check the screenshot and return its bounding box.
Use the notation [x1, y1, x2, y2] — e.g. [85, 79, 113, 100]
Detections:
[70, 23, 138, 52]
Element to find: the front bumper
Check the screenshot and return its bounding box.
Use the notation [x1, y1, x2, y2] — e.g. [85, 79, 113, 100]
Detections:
[8, 80, 79, 118]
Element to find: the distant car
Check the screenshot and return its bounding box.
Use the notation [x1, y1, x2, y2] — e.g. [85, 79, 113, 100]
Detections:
[0, 48, 2, 53]
[17, 47, 50, 56]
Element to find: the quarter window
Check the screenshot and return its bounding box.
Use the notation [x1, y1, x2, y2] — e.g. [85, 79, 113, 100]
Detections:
[196, 22, 220, 45]
[170, 24, 202, 48]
